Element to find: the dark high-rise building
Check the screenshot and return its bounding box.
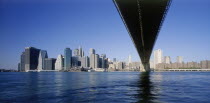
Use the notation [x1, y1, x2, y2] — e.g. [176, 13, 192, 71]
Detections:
[20, 52, 25, 71]
[99, 54, 106, 68]
[44, 58, 56, 70]
[105, 58, 109, 68]
[72, 56, 79, 67]
[95, 54, 99, 68]
[24, 47, 40, 71]
[18, 63, 21, 71]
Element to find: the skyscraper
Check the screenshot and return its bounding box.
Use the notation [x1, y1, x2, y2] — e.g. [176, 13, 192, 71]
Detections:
[72, 56, 79, 67]
[89, 48, 96, 68]
[82, 51, 84, 57]
[90, 54, 95, 68]
[81, 56, 89, 67]
[128, 55, 132, 63]
[24, 47, 40, 71]
[20, 52, 25, 71]
[177, 56, 183, 63]
[79, 46, 83, 57]
[95, 54, 99, 68]
[164, 56, 171, 64]
[55, 54, 63, 71]
[154, 49, 163, 69]
[64, 48, 72, 70]
[37, 50, 48, 70]
[85, 56, 89, 67]
[89, 48, 95, 55]
[44, 58, 56, 70]
[100, 54, 106, 68]
[18, 63, 21, 71]
[74, 49, 79, 56]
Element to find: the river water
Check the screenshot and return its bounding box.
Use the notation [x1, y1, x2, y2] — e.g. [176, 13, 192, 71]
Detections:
[0, 72, 210, 103]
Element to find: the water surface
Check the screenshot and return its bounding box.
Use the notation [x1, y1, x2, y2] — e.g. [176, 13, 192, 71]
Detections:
[0, 72, 210, 103]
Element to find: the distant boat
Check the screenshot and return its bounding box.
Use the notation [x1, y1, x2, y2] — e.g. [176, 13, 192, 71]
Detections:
[88, 69, 95, 72]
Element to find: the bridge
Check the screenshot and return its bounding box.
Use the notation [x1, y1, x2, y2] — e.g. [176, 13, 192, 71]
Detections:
[113, 0, 172, 72]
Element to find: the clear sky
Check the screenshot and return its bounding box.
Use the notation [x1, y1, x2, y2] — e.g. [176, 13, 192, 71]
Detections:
[0, 0, 210, 69]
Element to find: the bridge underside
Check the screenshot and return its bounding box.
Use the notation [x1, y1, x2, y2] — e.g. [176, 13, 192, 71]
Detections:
[113, 0, 171, 72]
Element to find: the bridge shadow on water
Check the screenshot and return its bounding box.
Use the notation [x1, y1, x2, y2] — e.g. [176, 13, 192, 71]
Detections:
[135, 72, 159, 103]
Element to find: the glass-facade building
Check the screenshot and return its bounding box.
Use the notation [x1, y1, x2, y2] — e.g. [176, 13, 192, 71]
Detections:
[24, 47, 40, 71]
[64, 48, 72, 70]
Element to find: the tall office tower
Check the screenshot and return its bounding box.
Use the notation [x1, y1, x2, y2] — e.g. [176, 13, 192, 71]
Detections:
[113, 58, 117, 62]
[72, 56, 80, 67]
[177, 56, 183, 63]
[154, 49, 163, 69]
[79, 46, 83, 57]
[20, 52, 25, 71]
[150, 60, 154, 69]
[100, 54, 106, 68]
[104, 58, 109, 68]
[101, 54, 106, 58]
[90, 54, 95, 68]
[85, 56, 89, 67]
[74, 49, 79, 56]
[81, 56, 89, 67]
[82, 51, 84, 57]
[89, 48, 96, 68]
[128, 55, 132, 63]
[164, 56, 171, 64]
[24, 47, 40, 71]
[18, 63, 21, 71]
[37, 50, 48, 70]
[55, 54, 63, 71]
[64, 48, 72, 70]
[44, 58, 56, 70]
[89, 48, 95, 55]
[117, 62, 124, 70]
[99, 57, 102, 68]
[95, 54, 99, 68]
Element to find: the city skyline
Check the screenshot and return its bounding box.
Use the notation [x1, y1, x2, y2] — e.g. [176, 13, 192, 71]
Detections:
[17, 46, 210, 72]
[1, 0, 210, 69]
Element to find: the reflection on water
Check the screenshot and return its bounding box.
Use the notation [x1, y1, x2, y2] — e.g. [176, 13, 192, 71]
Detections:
[135, 72, 157, 103]
[1, 72, 210, 103]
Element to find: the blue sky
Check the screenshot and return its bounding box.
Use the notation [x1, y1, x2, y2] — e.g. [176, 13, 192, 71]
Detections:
[0, 0, 210, 69]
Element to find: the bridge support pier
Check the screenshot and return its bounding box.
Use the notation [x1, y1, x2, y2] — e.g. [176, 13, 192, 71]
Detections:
[142, 62, 150, 72]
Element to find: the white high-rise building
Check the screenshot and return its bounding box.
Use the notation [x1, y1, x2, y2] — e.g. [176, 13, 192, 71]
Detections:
[90, 54, 95, 68]
[74, 49, 79, 56]
[55, 54, 63, 71]
[89, 48, 95, 55]
[128, 55, 132, 63]
[177, 56, 183, 63]
[89, 48, 96, 68]
[154, 49, 163, 69]
[164, 56, 171, 64]
[37, 50, 48, 70]
[81, 56, 89, 67]
[150, 60, 154, 69]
